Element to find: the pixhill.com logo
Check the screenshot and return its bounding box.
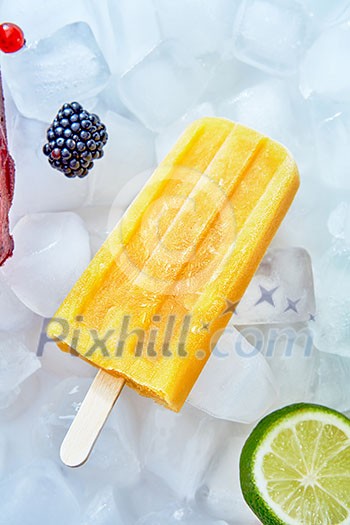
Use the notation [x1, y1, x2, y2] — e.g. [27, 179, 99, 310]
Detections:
[39, 313, 315, 363]
[44, 313, 205, 359]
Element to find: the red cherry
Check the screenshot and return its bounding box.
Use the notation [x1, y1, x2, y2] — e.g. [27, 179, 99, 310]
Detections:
[0, 23, 25, 54]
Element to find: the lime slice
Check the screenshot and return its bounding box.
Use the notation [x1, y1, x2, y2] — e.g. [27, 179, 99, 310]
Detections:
[240, 403, 350, 525]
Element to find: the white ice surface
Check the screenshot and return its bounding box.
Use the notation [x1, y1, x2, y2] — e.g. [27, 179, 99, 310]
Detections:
[1, 212, 91, 317]
[233, 0, 309, 75]
[0, 1, 348, 523]
[0, 461, 80, 525]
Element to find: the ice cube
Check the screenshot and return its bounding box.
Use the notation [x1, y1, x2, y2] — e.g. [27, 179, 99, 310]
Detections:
[0, 334, 41, 395]
[140, 404, 227, 499]
[7, 116, 90, 218]
[114, 471, 179, 524]
[137, 505, 229, 525]
[188, 327, 277, 423]
[0, 368, 40, 418]
[328, 202, 350, 245]
[1, 212, 91, 317]
[0, 320, 42, 418]
[202, 55, 265, 107]
[0, 460, 80, 525]
[87, 1, 122, 75]
[310, 101, 350, 191]
[155, 103, 215, 163]
[108, 0, 161, 74]
[217, 79, 308, 165]
[1, 22, 110, 122]
[99, 75, 134, 118]
[196, 430, 260, 523]
[313, 243, 350, 357]
[300, 22, 350, 102]
[302, 0, 350, 28]
[255, 325, 318, 406]
[83, 486, 125, 525]
[94, 397, 141, 488]
[88, 110, 155, 206]
[154, 0, 239, 58]
[0, 273, 35, 332]
[119, 41, 211, 131]
[76, 206, 111, 255]
[0, 388, 21, 412]
[232, 248, 316, 325]
[85, 426, 141, 488]
[233, 0, 309, 76]
[312, 349, 350, 413]
[271, 175, 335, 260]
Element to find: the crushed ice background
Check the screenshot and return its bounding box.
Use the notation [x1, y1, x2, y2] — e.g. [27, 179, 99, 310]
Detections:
[0, 0, 349, 523]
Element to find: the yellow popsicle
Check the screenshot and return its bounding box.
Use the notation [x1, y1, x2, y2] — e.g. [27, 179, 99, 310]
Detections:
[48, 118, 299, 412]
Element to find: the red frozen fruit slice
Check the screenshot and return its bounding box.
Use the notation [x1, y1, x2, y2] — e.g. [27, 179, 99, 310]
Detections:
[0, 73, 15, 265]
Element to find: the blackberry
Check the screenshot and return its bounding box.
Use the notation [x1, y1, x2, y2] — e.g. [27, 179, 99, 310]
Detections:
[43, 102, 108, 178]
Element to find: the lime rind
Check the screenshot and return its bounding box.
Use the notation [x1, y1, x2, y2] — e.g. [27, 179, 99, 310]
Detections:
[240, 403, 350, 525]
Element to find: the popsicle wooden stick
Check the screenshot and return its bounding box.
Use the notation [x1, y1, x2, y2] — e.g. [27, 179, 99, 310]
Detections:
[60, 370, 126, 467]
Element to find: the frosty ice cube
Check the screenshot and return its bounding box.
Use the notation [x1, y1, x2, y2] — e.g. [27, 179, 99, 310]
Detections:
[1, 22, 110, 122]
[0, 334, 40, 394]
[300, 22, 350, 102]
[0, 273, 35, 332]
[311, 102, 350, 191]
[154, 0, 238, 58]
[233, 247, 316, 325]
[328, 202, 350, 244]
[119, 41, 210, 131]
[188, 327, 277, 423]
[0, 461, 80, 525]
[313, 243, 350, 357]
[233, 0, 308, 75]
[141, 404, 225, 499]
[196, 434, 260, 523]
[108, 0, 161, 74]
[1, 212, 91, 316]
[312, 350, 350, 413]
